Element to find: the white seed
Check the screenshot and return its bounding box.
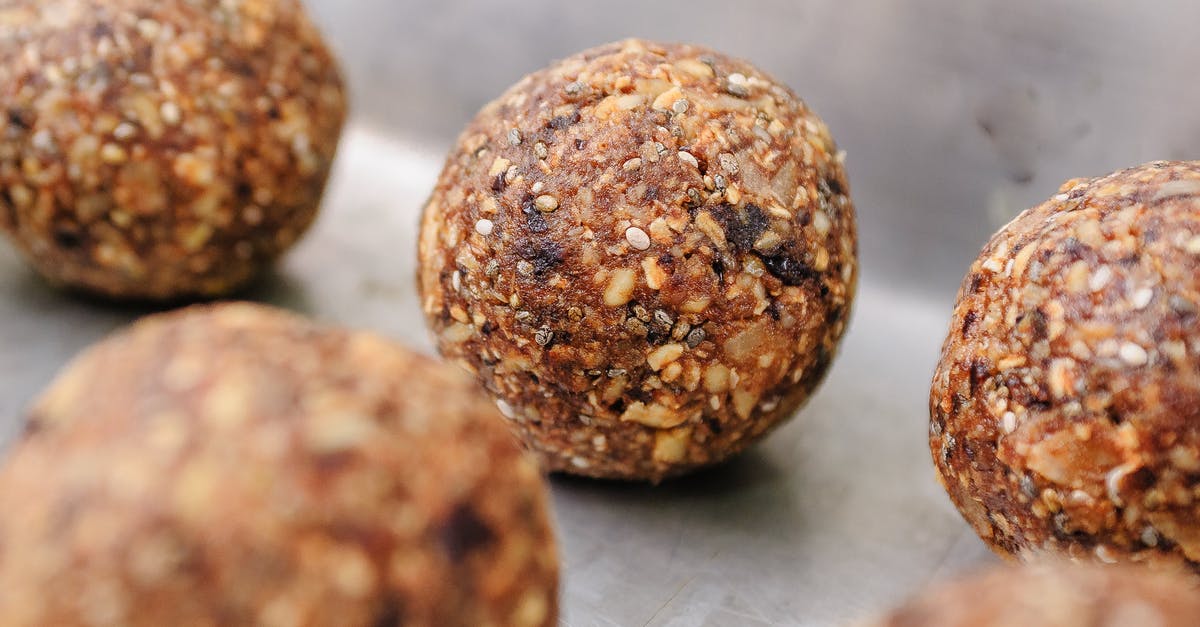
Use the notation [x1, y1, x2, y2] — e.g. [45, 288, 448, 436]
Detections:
[1118, 342, 1149, 367]
[507, 128, 522, 146]
[496, 399, 515, 419]
[1131, 287, 1154, 309]
[625, 226, 651, 251]
[678, 151, 699, 168]
[31, 130, 55, 152]
[474, 219, 494, 236]
[1001, 411, 1017, 434]
[1088, 266, 1113, 292]
[672, 99, 689, 114]
[113, 122, 138, 141]
[530, 181, 544, 194]
[160, 101, 182, 126]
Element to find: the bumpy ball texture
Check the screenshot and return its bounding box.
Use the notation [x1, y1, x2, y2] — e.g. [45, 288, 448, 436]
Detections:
[860, 562, 1200, 627]
[0, 0, 346, 300]
[932, 161, 1200, 571]
[419, 39, 857, 481]
[0, 304, 558, 627]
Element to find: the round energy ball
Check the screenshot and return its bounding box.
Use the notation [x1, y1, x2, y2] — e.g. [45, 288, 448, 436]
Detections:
[418, 39, 857, 481]
[0, 304, 558, 627]
[932, 161, 1200, 570]
[859, 562, 1200, 627]
[0, 0, 347, 300]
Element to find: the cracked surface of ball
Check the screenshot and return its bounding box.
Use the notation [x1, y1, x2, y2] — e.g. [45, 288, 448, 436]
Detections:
[0, 303, 558, 627]
[419, 39, 857, 481]
[0, 0, 347, 300]
[932, 161, 1200, 570]
[860, 562, 1200, 627]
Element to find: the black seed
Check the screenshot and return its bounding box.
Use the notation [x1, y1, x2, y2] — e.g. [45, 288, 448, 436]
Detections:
[760, 254, 819, 287]
[825, 174, 845, 196]
[7, 108, 31, 131]
[521, 195, 549, 233]
[371, 599, 404, 627]
[1019, 475, 1037, 499]
[575, 139, 586, 150]
[548, 111, 580, 130]
[492, 172, 507, 193]
[53, 228, 82, 249]
[440, 504, 495, 561]
[711, 257, 726, 279]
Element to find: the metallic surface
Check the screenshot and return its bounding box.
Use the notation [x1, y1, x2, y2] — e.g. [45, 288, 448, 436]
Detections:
[3, 1, 1197, 624]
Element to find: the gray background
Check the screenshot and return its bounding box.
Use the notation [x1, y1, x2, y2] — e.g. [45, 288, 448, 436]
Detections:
[2, 1, 1197, 625]
[307, 0, 1200, 300]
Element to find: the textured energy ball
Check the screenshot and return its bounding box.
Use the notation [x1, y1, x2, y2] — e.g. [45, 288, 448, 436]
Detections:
[932, 161, 1200, 571]
[859, 562, 1200, 627]
[0, 304, 558, 627]
[0, 0, 347, 300]
[418, 39, 857, 481]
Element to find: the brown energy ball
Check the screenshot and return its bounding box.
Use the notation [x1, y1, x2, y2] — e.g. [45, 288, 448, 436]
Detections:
[931, 161, 1200, 571]
[0, 304, 558, 627]
[418, 39, 857, 481]
[859, 562, 1200, 627]
[0, 0, 347, 300]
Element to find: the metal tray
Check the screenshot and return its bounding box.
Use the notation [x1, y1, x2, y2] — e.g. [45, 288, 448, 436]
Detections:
[5, 1, 1198, 624]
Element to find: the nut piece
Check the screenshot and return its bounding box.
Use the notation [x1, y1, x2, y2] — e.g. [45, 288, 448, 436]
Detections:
[418, 39, 857, 481]
[861, 562, 1200, 627]
[0, 304, 558, 626]
[0, 0, 347, 300]
[931, 161, 1200, 571]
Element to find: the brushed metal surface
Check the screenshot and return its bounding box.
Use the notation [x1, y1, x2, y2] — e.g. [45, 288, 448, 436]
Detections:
[3, 1, 1197, 625]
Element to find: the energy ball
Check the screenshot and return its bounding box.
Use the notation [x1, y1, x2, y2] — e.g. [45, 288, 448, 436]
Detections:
[0, 0, 347, 300]
[858, 562, 1200, 627]
[419, 39, 856, 481]
[0, 304, 558, 627]
[932, 161, 1200, 570]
